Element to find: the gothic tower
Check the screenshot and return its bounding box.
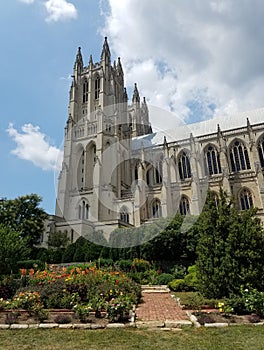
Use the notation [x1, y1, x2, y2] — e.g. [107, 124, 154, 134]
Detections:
[55, 38, 152, 236]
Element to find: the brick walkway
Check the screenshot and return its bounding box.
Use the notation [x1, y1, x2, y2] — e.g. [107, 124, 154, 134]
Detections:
[136, 292, 189, 321]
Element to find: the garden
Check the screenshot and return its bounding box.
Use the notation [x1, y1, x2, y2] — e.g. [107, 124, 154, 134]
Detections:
[0, 191, 264, 329]
[0, 263, 141, 325]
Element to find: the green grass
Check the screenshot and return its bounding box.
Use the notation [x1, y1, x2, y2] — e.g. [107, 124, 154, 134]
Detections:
[173, 292, 222, 309]
[0, 326, 263, 350]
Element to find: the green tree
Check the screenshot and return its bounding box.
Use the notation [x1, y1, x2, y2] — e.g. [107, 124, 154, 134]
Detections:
[196, 189, 264, 298]
[0, 194, 47, 247]
[48, 231, 69, 249]
[0, 225, 30, 274]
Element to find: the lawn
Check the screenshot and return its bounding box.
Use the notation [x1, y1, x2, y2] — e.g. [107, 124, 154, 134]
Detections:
[0, 326, 263, 350]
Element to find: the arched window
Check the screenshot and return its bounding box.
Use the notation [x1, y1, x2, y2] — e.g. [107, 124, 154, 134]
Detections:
[179, 196, 190, 216]
[146, 164, 153, 186]
[257, 136, 264, 168]
[95, 76, 100, 100]
[154, 155, 163, 184]
[205, 145, 222, 175]
[152, 199, 162, 218]
[240, 188, 254, 210]
[78, 200, 89, 220]
[229, 140, 251, 172]
[92, 144, 96, 165]
[178, 152, 191, 180]
[83, 79, 88, 103]
[134, 163, 139, 181]
[120, 207, 129, 223]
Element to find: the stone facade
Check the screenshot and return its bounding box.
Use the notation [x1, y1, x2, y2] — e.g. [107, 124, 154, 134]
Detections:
[43, 38, 264, 245]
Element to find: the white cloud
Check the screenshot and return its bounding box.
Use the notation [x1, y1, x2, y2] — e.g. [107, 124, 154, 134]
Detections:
[44, 0, 77, 22]
[102, 0, 264, 126]
[7, 123, 63, 171]
[18, 0, 35, 4]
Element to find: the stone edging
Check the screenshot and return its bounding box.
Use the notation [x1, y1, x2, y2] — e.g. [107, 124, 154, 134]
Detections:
[186, 311, 264, 328]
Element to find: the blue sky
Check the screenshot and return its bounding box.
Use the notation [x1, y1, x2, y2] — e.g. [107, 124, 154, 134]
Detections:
[1, 0, 264, 214]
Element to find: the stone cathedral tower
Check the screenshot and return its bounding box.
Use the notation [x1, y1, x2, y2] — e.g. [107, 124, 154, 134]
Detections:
[54, 38, 152, 238]
[44, 38, 264, 246]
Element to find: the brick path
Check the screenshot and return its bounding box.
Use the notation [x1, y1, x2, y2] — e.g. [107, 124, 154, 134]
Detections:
[136, 291, 189, 321]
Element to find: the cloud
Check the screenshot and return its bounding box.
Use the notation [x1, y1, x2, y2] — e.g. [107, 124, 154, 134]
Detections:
[44, 0, 77, 22]
[18, 0, 35, 4]
[7, 123, 63, 171]
[102, 0, 264, 126]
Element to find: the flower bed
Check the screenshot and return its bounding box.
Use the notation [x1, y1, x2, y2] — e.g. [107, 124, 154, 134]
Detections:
[0, 264, 141, 324]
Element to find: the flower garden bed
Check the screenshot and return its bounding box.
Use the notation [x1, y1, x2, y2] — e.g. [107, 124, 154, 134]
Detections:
[0, 264, 141, 325]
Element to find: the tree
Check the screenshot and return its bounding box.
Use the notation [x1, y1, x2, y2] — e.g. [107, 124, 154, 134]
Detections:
[48, 231, 69, 249]
[0, 194, 47, 247]
[0, 225, 30, 274]
[196, 189, 264, 298]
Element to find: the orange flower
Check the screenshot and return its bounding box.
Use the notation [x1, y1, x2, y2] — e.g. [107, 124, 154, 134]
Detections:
[29, 268, 35, 276]
[20, 268, 27, 276]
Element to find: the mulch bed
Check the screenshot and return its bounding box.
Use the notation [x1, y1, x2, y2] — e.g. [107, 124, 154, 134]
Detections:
[0, 310, 109, 326]
[194, 311, 263, 325]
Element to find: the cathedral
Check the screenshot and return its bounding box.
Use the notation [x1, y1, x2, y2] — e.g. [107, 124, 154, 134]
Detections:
[45, 38, 264, 244]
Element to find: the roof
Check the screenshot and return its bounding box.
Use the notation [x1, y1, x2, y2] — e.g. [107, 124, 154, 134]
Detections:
[132, 107, 264, 150]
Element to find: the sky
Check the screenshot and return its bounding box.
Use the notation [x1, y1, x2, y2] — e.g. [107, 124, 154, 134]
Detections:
[1, 0, 264, 214]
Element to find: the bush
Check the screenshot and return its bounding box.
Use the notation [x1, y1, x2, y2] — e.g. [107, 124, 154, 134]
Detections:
[106, 295, 133, 322]
[131, 258, 150, 272]
[0, 277, 21, 300]
[54, 314, 72, 324]
[226, 288, 264, 317]
[184, 265, 198, 290]
[168, 279, 187, 292]
[116, 260, 133, 272]
[17, 260, 44, 271]
[196, 313, 216, 325]
[5, 311, 20, 325]
[73, 304, 91, 323]
[168, 265, 197, 292]
[156, 273, 174, 285]
[97, 258, 113, 268]
[170, 265, 187, 279]
[33, 307, 49, 322]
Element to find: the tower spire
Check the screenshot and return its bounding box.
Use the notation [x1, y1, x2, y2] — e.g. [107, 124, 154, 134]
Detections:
[89, 54, 93, 68]
[74, 46, 83, 70]
[101, 37, 111, 61]
[132, 83, 140, 103]
[117, 57, 123, 76]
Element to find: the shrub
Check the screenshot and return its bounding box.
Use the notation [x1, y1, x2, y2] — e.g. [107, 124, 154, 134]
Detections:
[73, 304, 91, 323]
[168, 279, 188, 292]
[170, 265, 187, 279]
[5, 311, 20, 325]
[131, 258, 150, 272]
[17, 260, 44, 271]
[116, 259, 133, 272]
[0, 277, 21, 300]
[106, 295, 133, 322]
[247, 314, 261, 323]
[184, 265, 197, 290]
[0, 285, 13, 300]
[196, 313, 216, 325]
[54, 314, 72, 324]
[168, 265, 197, 292]
[97, 258, 113, 268]
[226, 288, 264, 317]
[12, 291, 42, 311]
[156, 273, 174, 285]
[33, 306, 49, 322]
